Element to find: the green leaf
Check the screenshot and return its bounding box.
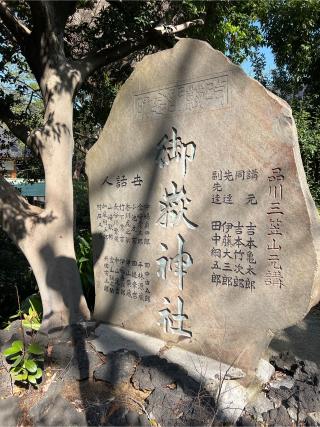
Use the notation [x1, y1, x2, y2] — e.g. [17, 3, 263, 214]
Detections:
[12, 340, 23, 351]
[27, 374, 37, 385]
[34, 367, 43, 379]
[11, 366, 23, 374]
[79, 237, 90, 249]
[28, 342, 44, 355]
[11, 355, 23, 368]
[24, 359, 37, 373]
[22, 320, 40, 331]
[3, 340, 23, 356]
[3, 348, 17, 357]
[13, 371, 28, 381]
[7, 354, 20, 361]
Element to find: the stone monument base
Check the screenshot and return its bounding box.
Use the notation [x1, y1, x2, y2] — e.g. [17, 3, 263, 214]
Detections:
[91, 323, 274, 424]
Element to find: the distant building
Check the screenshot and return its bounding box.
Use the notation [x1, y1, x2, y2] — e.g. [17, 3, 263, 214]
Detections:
[0, 128, 22, 178]
[0, 127, 45, 206]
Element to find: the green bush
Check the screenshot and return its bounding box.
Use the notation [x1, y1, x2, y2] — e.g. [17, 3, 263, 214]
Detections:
[3, 340, 44, 387]
[76, 231, 94, 311]
[74, 178, 95, 310]
[293, 97, 320, 206]
[0, 230, 38, 327]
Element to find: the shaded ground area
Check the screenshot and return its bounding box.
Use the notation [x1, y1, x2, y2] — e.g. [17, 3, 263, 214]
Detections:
[1, 321, 320, 426]
[269, 303, 320, 367]
[238, 352, 320, 426]
[0, 322, 216, 426]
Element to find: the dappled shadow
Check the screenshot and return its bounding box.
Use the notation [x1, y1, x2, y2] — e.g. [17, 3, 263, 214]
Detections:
[39, 112, 70, 143]
[92, 231, 105, 267]
[72, 42, 251, 424]
[0, 2, 232, 423]
[86, 75, 320, 373]
[0, 397, 21, 426]
[40, 245, 85, 326]
[36, 41, 227, 424]
[82, 41, 320, 424]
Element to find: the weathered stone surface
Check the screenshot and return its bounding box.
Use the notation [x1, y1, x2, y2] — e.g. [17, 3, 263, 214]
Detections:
[269, 304, 320, 367]
[92, 324, 246, 382]
[87, 38, 320, 372]
[245, 392, 275, 418]
[93, 349, 139, 385]
[30, 394, 87, 426]
[0, 321, 25, 348]
[146, 386, 215, 427]
[92, 323, 164, 356]
[241, 353, 320, 425]
[107, 407, 149, 426]
[0, 354, 13, 399]
[270, 351, 299, 374]
[163, 345, 245, 381]
[262, 406, 292, 426]
[255, 358, 275, 383]
[269, 376, 294, 389]
[306, 412, 320, 426]
[0, 397, 21, 427]
[215, 380, 250, 424]
[132, 355, 199, 393]
[91, 323, 249, 423]
[236, 414, 256, 426]
[49, 337, 100, 381]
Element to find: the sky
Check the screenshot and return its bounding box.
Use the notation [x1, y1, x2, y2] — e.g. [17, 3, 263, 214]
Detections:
[241, 45, 276, 78]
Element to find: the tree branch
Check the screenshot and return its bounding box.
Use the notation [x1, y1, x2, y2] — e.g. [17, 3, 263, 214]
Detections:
[74, 139, 88, 155]
[29, 1, 77, 35]
[0, 100, 42, 157]
[0, 0, 31, 47]
[76, 19, 204, 81]
[0, 103, 30, 145]
[154, 19, 204, 35]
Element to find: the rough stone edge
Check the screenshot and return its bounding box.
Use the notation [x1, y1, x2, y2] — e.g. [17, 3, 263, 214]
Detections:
[86, 39, 320, 304]
[86, 37, 320, 349]
[91, 323, 280, 424]
[93, 323, 246, 379]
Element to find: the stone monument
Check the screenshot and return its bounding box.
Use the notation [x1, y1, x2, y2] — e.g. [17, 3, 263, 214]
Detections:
[86, 39, 320, 373]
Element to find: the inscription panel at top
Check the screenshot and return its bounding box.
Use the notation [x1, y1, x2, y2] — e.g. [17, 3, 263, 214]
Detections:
[134, 75, 229, 120]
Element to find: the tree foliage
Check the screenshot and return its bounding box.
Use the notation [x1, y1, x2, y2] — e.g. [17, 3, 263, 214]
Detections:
[292, 97, 320, 205]
[0, 0, 270, 174]
[259, 0, 320, 100]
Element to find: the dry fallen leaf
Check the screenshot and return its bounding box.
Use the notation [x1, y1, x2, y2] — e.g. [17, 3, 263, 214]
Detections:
[42, 372, 57, 393]
[46, 345, 53, 357]
[166, 383, 176, 390]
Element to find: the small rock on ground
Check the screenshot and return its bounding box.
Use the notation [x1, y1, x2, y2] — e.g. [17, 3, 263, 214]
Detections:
[132, 355, 199, 393]
[107, 407, 149, 426]
[30, 394, 86, 426]
[0, 397, 21, 427]
[262, 406, 292, 426]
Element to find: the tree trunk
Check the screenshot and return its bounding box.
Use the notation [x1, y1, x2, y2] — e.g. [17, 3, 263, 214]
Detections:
[36, 66, 90, 329]
[1, 64, 90, 330]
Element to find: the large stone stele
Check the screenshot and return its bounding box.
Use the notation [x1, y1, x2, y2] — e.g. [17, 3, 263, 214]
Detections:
[86, 39, 320, 373]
